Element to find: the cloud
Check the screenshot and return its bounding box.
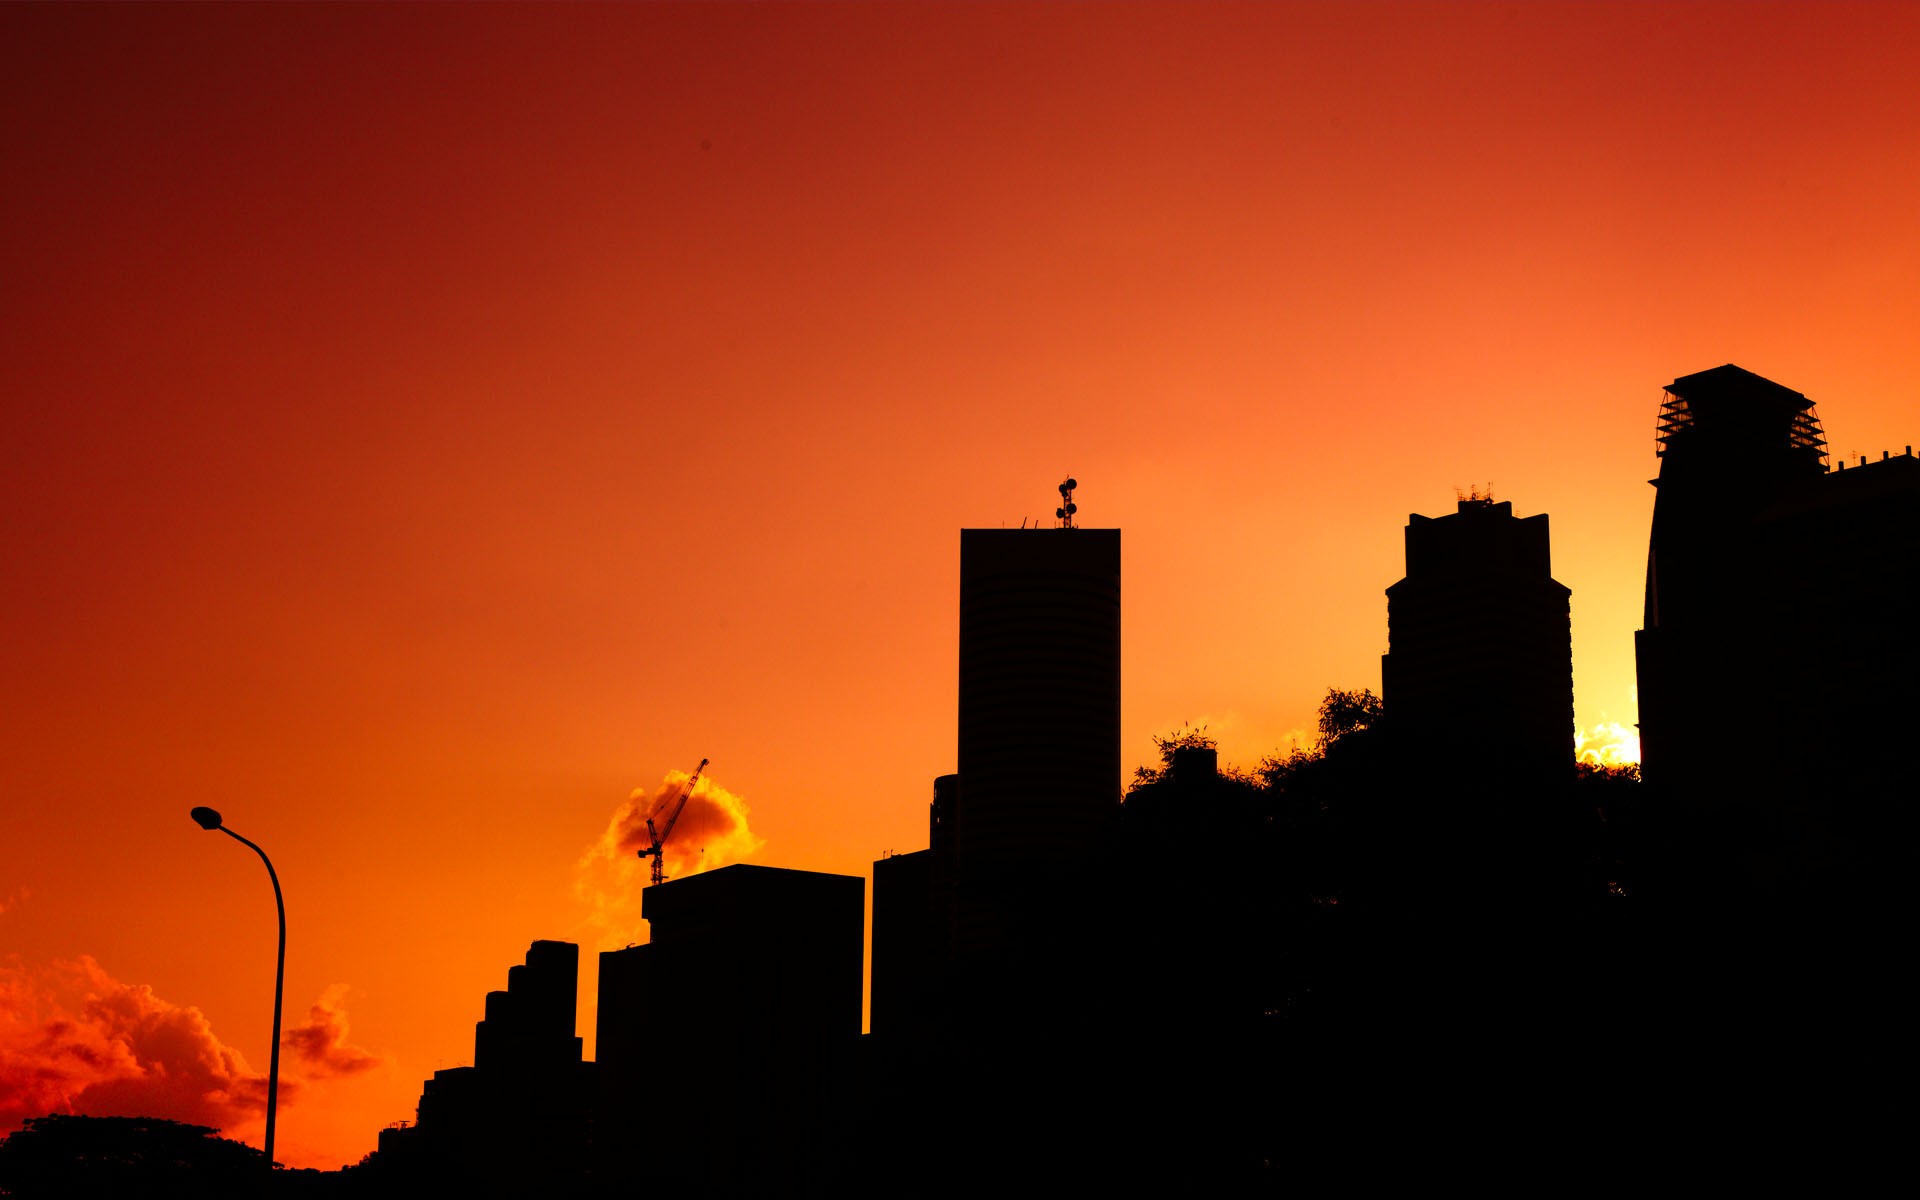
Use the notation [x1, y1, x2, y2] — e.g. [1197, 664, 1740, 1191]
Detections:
[1, 958, 387, 1153]
[0, 955, 278, 1136]
[0, 887, 26, 916]
[281, 985, 385, 1079]
[573, 767, 764, 948]
[1272, 727, 1314, 755]
[1576, 718, 1641, 767]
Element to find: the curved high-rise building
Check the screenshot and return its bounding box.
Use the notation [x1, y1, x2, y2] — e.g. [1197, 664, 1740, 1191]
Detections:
[1635, 364, 1829, 796]
[1635, 364, 1917, 900]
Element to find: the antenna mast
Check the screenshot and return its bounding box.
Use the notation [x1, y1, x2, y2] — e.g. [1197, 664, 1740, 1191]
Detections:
[1056, 477, 1078, 528]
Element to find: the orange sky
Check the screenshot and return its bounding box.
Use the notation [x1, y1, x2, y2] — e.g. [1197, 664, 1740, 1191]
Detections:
[3, 1, 1916, 1169]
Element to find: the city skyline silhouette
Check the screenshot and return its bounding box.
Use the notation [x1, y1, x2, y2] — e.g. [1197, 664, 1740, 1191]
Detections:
[10, 361, 1912, 1191]
[4, 1, 1918, 1181]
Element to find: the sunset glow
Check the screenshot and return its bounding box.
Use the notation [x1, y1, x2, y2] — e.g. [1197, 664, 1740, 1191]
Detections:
[4, 2, 1917, 1168]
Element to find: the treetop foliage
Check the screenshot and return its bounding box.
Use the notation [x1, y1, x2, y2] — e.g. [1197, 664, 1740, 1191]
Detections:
[1129, 722, 1217, 788]
[1315, 688, 1382, 747]
[0, 1114, 264, 1199]
[1128, 689, 1388, 797]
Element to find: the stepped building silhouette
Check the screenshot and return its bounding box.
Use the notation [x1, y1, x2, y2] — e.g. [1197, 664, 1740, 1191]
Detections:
[371, 941, 590, 1192]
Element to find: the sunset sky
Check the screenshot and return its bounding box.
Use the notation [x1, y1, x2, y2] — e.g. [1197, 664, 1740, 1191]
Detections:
[3, 1, 1916, 1169]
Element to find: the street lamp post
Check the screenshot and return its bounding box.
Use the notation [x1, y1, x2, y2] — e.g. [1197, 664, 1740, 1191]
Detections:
[189, 806, 284, 1177]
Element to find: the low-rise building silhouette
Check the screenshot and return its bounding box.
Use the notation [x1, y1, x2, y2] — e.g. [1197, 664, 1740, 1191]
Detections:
[869, 773, 956, 1042]
[595, 863, 864, 1194]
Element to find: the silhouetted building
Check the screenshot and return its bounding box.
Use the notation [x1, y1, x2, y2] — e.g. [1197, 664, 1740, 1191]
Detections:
[1369, 494, 1584, 1048]
[1382, 494, 1574, 790]
[953, 526, 1120, 964]
[855, 520, 1143, 1184]
[372, 941, 591, 1195]
[475, 939, 582, 1074]
[1623, 365, 1918, 1129]
[1637, 365, 1828, 803]
[1635, 364, 1918, 899]
[596, 864, 864, 1194]
[869, 774, 955, 1041]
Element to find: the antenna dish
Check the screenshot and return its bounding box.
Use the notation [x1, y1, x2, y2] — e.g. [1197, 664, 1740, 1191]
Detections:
[1056, 478, 1079, 528]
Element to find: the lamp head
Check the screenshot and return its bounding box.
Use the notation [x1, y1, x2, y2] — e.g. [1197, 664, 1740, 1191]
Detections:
[190, 807, 224, 831]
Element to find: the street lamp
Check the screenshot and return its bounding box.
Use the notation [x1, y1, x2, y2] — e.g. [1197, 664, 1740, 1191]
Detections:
[189, 806, 284, 1176]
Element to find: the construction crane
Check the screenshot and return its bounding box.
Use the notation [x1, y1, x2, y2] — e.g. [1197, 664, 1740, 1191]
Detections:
[636, 757, 707, 886]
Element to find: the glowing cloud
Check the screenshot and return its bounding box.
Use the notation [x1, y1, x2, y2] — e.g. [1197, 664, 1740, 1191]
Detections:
[0, 955, 277, 1136]
[0, 957, 389, 1153]
[573, 768, 765, 948]
[1576, 718, 1641, 767]
[281, 985, 385, 1079]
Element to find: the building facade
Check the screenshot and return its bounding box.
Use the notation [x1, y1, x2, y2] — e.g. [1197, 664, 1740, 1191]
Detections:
[952, 526, 1121, 968]
[1382, 495, 1574, 791]
[1635, 364, 1918, 899]
[595, 864, 865, 1192]
[372, 941, 590, 1193]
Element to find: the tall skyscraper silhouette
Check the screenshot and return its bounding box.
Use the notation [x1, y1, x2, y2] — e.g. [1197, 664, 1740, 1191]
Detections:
[1625, 365, 1917, 1133]
[1382, 494, 1573, 789]
[858, 513, 1140, 1187]
[1636, 364, 1829, 802]
[953, 525, 1120, 961]
[1635, 364, 1917, 899]
[956, 527, 1121, 864]
[870, 512, 1123, 1050]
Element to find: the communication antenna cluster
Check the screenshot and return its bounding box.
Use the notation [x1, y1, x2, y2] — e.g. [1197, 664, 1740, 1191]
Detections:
[1056, 477, 1078, 528]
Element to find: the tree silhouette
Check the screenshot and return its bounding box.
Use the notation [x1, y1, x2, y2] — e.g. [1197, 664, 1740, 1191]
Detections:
[0, 1115, 264, 1199]
[1257, 686, 1382, 792]
[1316, 686, 1383, 745]
[1126, 720, 1221, 788]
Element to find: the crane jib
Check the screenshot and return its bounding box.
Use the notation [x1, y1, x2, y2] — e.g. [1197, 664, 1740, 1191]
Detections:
[636, 757, 709, 885]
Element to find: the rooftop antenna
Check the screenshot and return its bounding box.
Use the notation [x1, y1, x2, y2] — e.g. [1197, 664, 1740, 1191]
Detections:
[1056, 477, 1078, 528]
